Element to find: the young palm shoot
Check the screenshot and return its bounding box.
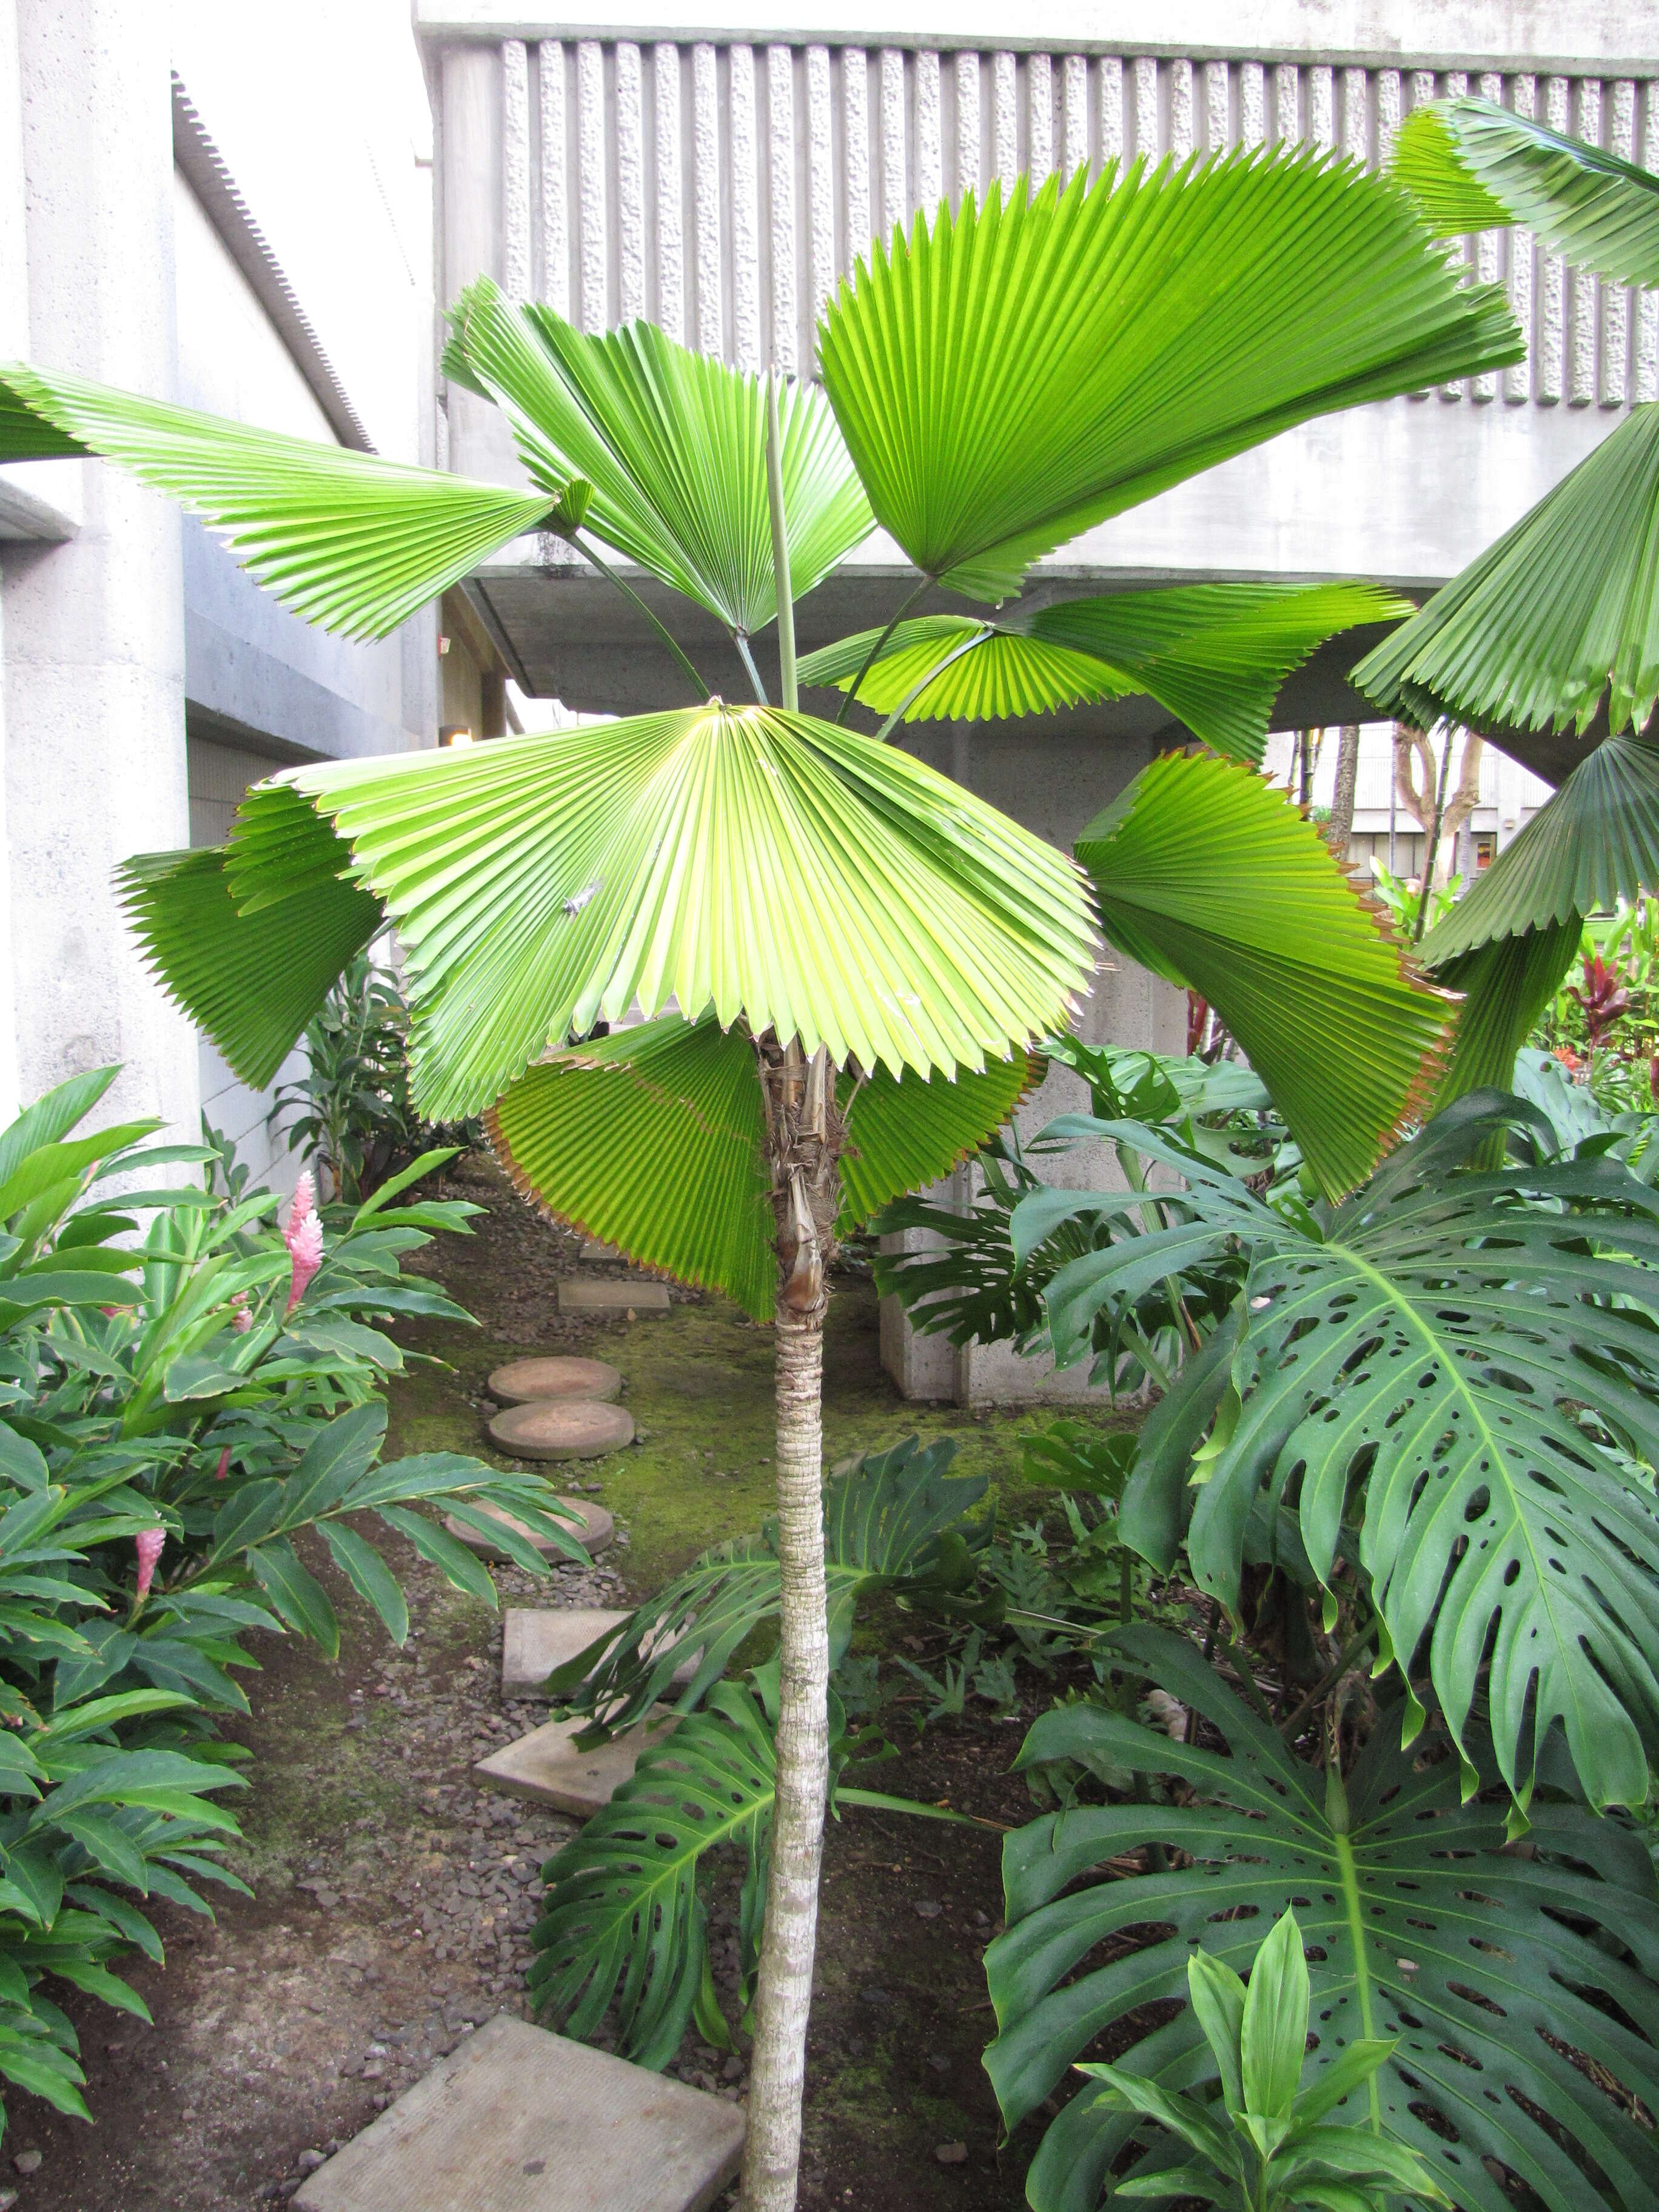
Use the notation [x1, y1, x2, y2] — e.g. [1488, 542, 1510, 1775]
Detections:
[1086, 1908, 1448, 2212]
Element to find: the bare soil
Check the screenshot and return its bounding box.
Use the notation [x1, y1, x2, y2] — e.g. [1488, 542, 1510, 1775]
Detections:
[18, 1155, 1082, 2212]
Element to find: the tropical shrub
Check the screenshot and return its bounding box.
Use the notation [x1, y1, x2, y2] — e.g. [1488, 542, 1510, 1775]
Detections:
[0, 1068, 583, 2137]
[273, 950, 417, 1201]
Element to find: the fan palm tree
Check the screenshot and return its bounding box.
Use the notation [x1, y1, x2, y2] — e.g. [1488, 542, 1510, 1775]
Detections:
[0, 144, 1510, 2210]
[1361, 95, 1659, 1098]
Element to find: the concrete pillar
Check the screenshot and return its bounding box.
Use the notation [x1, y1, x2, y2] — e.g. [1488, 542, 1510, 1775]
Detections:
[0, 0, 197, 1137]
[438, 41, 521, 488]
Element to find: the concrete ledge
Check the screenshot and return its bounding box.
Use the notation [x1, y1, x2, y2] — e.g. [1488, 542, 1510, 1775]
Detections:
[293, 2014, 743, 2212]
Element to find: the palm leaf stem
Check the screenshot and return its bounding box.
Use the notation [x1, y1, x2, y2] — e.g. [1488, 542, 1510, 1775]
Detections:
[873, 629, 991, 743]
[571, 531, 708, 700]
[834, 574, 929, 724]
[735, 630, 770, 706]
[766, 374, 798, 714]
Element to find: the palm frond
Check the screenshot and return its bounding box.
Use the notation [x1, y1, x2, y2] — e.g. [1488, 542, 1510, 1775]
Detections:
[1030, 1103, 1659, 1808]
[445, 280, 871, 634]
[817, 153, 1519, 602]
[1394, 95, 1659, 287]
[1074, 753, 1453, 1198]
[486, 1016, 774, 1321]
[987, 1626, 1659, 2212]
[1429, 920, 1582, 1104]
[209, 705, 1095, 1121]
[800, 584, 1408, 763]
[837, 1051, 1040, 1224]
[1354, 405, 1659, 739]
[0, 363, 555, 639]
[116, 841, 381, 1091]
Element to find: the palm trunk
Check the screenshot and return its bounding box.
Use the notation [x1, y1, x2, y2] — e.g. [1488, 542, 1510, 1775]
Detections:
[741, 1033, 840, 2212]
[1327, 723, 1359, 857]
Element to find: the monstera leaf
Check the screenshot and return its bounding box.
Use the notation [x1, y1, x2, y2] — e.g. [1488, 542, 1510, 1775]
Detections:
[1014, 1097, 1659, 1811]
[985, 1627, 1659, 2212]
[547, 1435, 990, 1739]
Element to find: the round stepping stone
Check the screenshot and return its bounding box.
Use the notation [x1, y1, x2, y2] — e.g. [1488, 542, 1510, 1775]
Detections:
[488, 1396, 635, 1463]
[487, 1355, 622, 1407]
[444, 1495, 615, 1560]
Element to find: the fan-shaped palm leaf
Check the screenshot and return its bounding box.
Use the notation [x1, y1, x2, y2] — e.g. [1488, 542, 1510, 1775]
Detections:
[548, 1435, 988, 1739]
[801, 583, 1409, 763]
[116, 843, 383, 1093]
[0, 363, 558, 639]
[985, 1626, 1659, 2212]
[1075, 752, 1452, 1197]
[445, 280, 871, 635]
[817, 154, 1518, 604]
[200, 705, 1094, 1123]
[1355, 404, 1659, 740]
[1394, 95, 1659, 287]
[1429, 919, 1582, 1102]
[1020, 1100, 1659, 1808]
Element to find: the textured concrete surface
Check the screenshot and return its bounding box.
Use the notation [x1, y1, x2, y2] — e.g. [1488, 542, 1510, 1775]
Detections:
[444, 1496, 615, 1559]
[486, 1398, 635, 1461]
[557, 1278, 672, 1315]
[487, 1355, 622, 1404]
[474, 1711, 680, 1817]
[502, 1607, 699, 1699]
[293, 2014, 743, 2212]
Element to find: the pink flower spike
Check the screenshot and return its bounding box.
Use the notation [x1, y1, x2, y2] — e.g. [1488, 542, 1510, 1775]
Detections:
[215, 1446, 232, 1481]
[230, 1290, 253, 1334]
[135, 1527, 166, 1600]
[284, 1210, 324, 1316]
[285, 1170, 316, 1244]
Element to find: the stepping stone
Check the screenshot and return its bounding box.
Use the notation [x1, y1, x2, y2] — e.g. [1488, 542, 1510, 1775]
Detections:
[474, 1709, 679, 1817]
[580, 1239, 622, 1263]
[487, 1398, 635, 1461]
[558, 1277, 671, 1316]
[443, 1495, 614, 1560]
[488, 1355, 622, 1406]
[293, 2014, 743, 2212]
[503, 1609, 699, 1700]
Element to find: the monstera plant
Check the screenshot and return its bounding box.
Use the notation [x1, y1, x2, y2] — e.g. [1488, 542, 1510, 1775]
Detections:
[1, 142, 1510, 2210]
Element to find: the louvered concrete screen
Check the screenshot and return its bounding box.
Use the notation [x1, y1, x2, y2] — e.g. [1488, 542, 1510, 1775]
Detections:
[461, 41, 1657, 409]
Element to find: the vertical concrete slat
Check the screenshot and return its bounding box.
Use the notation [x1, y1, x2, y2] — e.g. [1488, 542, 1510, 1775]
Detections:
[501, 38, 531, 301]
[954, 49, 980, 204]
[537, 40, 569, 320]
[1134, 56, 1159, 161]
[806, 44, 834, 347]
[915, 48, 941, 220]
[616, 42, 646, 327]
[1064, 54, 1089, 183]
[1438, 72, 1469, 404]
[1204, 60, 1228, 155]
[654, 43, 685, 345]
[767, 44, 797, 374]
[576, 39, 608, 333]
[1099, 53, 1124, 172]
[730, 43, 761, 371]
[879, 47, 907, 237]
[1638, 83, 1659, 404]
[1169, 58, 1193, 161]
[1570, 79, 1601, 405]
[1239, 59, 1265, 147]
[1606, 79, 1635, 405]
[844, 47, 871, 264]
[1273, 62, 1298, 144]
[692, 42, 723, 358]
[1376, 67, 1401, 162]
[1504, 73, 1535, 404]
[1540, 75, 1568, 402]
[1028, 52, 1053, 186]
[993, 51, 1017, 192]
[1341, 64, 1367, 164]
[1472, 72, 1503, 402]
[1308, 64, 1334, 149]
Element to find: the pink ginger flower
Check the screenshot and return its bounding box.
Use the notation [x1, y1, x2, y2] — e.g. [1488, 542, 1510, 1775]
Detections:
[230, 1290, 252, 1335]
[134, 1527, 166, 1600]
[283, 1171, 324, 1316]
[215, 1446, 232, 1481]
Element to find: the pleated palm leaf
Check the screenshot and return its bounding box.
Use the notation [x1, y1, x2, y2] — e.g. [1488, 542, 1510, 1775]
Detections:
[1367, 96, 1659, 1098]
[0, 138, 1517, 2212]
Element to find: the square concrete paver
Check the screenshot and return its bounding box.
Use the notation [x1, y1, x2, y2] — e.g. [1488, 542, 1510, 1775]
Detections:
[502, 1609, 699, 1699]
[294, 2014, 743, 2212]
[474, 1710, 680, 1817]
[557, 1277, 671, 1316]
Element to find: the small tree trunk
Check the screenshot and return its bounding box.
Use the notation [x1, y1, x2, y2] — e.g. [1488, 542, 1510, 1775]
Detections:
[740, 1035, 841, 2212]
[1327, 724, 1360, 856]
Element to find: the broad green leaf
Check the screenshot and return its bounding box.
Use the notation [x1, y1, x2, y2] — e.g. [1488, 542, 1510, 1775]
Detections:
[1041, 1102, 1659, 1808]
[208, 705, 1095, 1122]
[0, 361, 556, 638]
[1239, 1909, 1309, 2123]
[1393, 96, 1659, 286]
[818, 155, 1518, 603]
[118, 840, 381, 1093]
[985, 1627, 1659, 2212]
[246, 1538, 340, 1657]
[800, 583, 1410, 764]
[1354, 405, 1659, 739]
[1079, 2064, 1242, 2177]
[447, 280, 871, 635]
[1185, 1951, 1247, 2119]
[836, 1051, 1038, 1225]
[1075, 752, 1453, 1198]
